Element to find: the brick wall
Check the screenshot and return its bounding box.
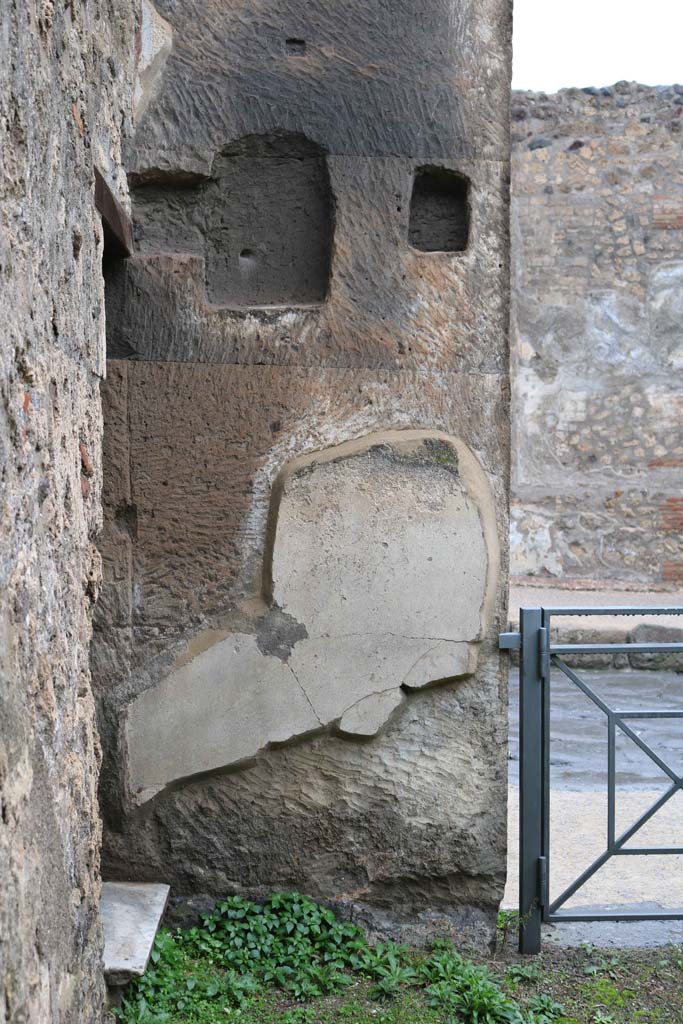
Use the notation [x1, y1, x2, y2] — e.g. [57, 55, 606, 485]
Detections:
[511, 82, 683, 585]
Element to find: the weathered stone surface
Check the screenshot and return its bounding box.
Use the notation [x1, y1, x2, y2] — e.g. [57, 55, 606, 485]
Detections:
[107, 152, 509, 372]
[95, 0, 511, 948]
[134, 0, 173, 121]
[98, 377, 510, 947]
[107, 661, 508, 949]
[105, 6, 510, 373]
[628, 623, 683, 673]
[125, 432, 499, 800]
[511, 84, 683, 585]
[0, 3, 137, 1021]
[129, 0, 510, 172]
[93, 363, 509, 699]
[130, 133, 335, 310]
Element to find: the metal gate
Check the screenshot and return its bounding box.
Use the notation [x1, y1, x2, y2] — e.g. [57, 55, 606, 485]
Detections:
[500, 605, 683, 954]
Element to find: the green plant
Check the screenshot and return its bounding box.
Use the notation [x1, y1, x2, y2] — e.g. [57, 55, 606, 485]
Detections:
[421, 949, 523, 1023]
[116, 893, 535, 1024]
[497, 910, 520, 949]
[185, 892, 368, 996]
[280, 1009, 316, 1024]
[526, 993, 566, 1022]
[506, 962, 541, 986]
[115, 894, 368, 1022]
[583, 955, 623, 981]
[582, 976, 635, 1011]
[356, 943, 418, 1000]
[114, 928, 262, 1023]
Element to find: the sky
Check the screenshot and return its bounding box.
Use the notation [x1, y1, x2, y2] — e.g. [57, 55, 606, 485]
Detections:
[513, 0, 683, 93]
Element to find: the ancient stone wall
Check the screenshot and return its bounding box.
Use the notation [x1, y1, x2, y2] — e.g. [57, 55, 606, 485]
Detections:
[511, 83, 683, 585]
[94, 0, 512, 946]
[0, 4, 138, 1021]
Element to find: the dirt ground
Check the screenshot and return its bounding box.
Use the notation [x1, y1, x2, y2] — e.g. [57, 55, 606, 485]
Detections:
[488, 930, 683, 1024]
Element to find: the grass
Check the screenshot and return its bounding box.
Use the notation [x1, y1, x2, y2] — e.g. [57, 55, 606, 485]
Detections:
[111, 895, 683, 1024]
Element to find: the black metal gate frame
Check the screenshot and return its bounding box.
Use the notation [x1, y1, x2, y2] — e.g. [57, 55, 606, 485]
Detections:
[500, 605, 683, 954]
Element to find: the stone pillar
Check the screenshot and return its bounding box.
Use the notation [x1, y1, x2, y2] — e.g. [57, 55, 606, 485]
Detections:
[94, 0, 511, 946]
[1, 3, 138, 1021]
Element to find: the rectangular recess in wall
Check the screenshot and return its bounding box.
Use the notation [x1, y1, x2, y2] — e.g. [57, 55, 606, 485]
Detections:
[409, 166, 470, 253]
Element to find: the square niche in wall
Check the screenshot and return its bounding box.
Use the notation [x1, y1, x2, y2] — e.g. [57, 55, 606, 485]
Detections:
[408, 166, 470, 253]
[205, 133, 333, 308]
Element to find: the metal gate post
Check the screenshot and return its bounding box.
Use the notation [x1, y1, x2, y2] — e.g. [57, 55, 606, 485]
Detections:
[518, 607, 544, 954]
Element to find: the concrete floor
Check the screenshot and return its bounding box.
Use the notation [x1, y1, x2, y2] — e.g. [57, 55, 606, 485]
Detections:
[504, 666, 683, 946]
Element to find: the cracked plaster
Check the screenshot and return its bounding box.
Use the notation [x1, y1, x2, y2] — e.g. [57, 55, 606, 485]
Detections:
[126, 431, 498, 803]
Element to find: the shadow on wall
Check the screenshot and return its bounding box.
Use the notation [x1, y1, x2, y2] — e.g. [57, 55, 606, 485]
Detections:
[128, 132, 334, 310]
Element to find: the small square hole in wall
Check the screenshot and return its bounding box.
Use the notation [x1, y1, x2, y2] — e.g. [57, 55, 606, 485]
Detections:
[285, 38, 306, 56]
[409, 166, 470, 253]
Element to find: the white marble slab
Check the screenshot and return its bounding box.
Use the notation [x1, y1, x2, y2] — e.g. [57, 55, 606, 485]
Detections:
[101, 881, 170, 986]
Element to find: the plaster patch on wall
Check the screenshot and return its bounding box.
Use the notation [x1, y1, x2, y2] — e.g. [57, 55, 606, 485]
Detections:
[650, 263, 683, 370]
[510, 508, 563, 578]
[125, 430, 498, 803]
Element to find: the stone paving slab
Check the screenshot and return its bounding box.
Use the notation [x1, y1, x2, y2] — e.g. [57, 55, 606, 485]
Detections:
[101, 882, 170, 987]
[542, 910, 683, 949]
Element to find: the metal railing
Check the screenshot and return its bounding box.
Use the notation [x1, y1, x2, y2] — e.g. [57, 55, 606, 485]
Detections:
[501, 605, 683, 953]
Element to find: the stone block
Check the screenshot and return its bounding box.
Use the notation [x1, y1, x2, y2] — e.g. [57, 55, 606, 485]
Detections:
[628, 623, 683, 672]
[94, 360, 509, 670]
[129, 0, 510, 175]
[97, 0, 510, 948]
